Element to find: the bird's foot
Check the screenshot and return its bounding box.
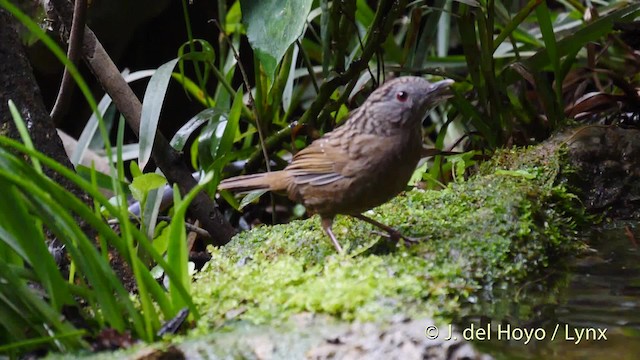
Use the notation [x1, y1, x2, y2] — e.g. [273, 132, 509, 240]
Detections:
[371, 230, 424, 245]
[354, 214, 425, 246]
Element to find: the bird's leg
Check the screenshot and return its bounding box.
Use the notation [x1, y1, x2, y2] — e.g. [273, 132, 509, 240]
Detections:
[321, 217, 343, 253]
[353, 214, 421, 244]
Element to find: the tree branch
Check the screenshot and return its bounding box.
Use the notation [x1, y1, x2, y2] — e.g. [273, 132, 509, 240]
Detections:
[47, 0, 236, 246]
[49, 0, 86, 125]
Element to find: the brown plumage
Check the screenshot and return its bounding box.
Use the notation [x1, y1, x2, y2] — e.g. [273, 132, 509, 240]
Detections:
[219, 76, 453, 252]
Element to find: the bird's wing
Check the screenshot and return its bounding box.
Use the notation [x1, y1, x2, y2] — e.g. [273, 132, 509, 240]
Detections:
[285, 132, 382, 186]
[286, 134, 349, 186]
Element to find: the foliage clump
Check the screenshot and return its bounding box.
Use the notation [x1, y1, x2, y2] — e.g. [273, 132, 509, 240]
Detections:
[192, 145, 585, 330]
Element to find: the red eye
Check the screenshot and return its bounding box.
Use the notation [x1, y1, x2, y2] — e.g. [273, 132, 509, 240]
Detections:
[396, 91, 408, 102]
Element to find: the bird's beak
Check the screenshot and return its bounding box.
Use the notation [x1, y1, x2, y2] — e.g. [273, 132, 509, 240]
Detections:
[426, 79, 454, 106]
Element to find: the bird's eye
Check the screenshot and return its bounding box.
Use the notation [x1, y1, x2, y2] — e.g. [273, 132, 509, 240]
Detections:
[396, 91, 408, 102]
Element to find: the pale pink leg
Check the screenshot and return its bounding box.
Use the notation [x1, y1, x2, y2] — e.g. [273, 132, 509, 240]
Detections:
[353, 214, 421, 244]
[321, 217, 343, 253]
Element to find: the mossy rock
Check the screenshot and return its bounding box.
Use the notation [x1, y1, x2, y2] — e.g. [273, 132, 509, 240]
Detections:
[191, 144, 585, 331]
[57, 137, 595, 359]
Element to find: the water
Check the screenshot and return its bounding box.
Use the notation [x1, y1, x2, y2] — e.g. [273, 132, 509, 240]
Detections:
[459, 222, 640, 359]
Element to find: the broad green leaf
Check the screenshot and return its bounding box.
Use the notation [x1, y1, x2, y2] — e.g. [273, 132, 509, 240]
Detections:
[213, 35, 239, 110]
[219, 190, 241, 210]
[240, 0, 313, 84]
[129, 173, 167, 203]
[226, 0, 244, 33]
[535, 1, 561, 101]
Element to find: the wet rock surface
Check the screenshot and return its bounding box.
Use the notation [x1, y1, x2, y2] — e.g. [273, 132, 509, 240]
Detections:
[560, 126, 640, 218]
[171, 316, 492, 360]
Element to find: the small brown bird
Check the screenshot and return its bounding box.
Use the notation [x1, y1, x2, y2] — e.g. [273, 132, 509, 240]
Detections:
[219, 76, 454, 252]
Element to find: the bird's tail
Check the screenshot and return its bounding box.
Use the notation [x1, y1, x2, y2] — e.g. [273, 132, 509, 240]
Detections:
[218, 172, 288, 193]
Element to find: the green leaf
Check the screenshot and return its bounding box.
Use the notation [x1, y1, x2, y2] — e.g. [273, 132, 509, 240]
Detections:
[139, 58, 180, 169]
[0, 149, 136, 334]
[76, 166, 129, 195]
[197, 90, 244, 173]
[355, 0, 374, 26]
[129, 173, 167, 203]
[8, 100, 42, 173]
[239, 189, 268, 210]
[170, 72, 215, 107]
[226, 0, 244, 33]
[153, 223, 171, 255]
[197, 114, 226, 168]
[240, 0, 313, 84]
[492, 0, 541, 53]
[166, 173, 212, 311]
[0, 179, 72, 311]
[74, 70, 154, 168]
[215, 88, 243, 161]
[0, 261, 86, 352]
[171, 108, 225, 152]
[535, 1, 561, 102]
[409, 162, 429, 187]
[495, 169, 536, 180]
[524, 4, 640, 72]
[0, 135, 199, 333]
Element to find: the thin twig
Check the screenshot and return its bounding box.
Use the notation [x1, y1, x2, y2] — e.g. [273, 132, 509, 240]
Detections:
[157, 216, 211, 239]
[296, 38, 319, 94]
[320, 0, 330, 76]
[50, 0, 86, 125]
[346, 6, 377, 87]
[109, 216, 212, 240]
[180, 0, 211, 107]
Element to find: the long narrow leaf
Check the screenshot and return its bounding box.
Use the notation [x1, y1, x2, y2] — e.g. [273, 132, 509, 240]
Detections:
[524, 4, 640, 71]
[0, 262, 86, 352]
[0, 136, 198, 320]
[139, 58, 180, 169]
[0, 179, 72, 311]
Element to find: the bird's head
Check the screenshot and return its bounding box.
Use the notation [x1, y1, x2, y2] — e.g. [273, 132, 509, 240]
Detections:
[363, 76, 454, 132]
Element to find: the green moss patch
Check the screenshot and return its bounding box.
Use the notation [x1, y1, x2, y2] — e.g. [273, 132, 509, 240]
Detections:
[193, 146, 584, 331]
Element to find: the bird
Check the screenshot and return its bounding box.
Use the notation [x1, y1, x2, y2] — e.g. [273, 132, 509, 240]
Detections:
[218, 76, 454, 252]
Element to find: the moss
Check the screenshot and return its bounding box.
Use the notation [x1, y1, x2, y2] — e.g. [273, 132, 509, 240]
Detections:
[192, 144, 585, 331]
